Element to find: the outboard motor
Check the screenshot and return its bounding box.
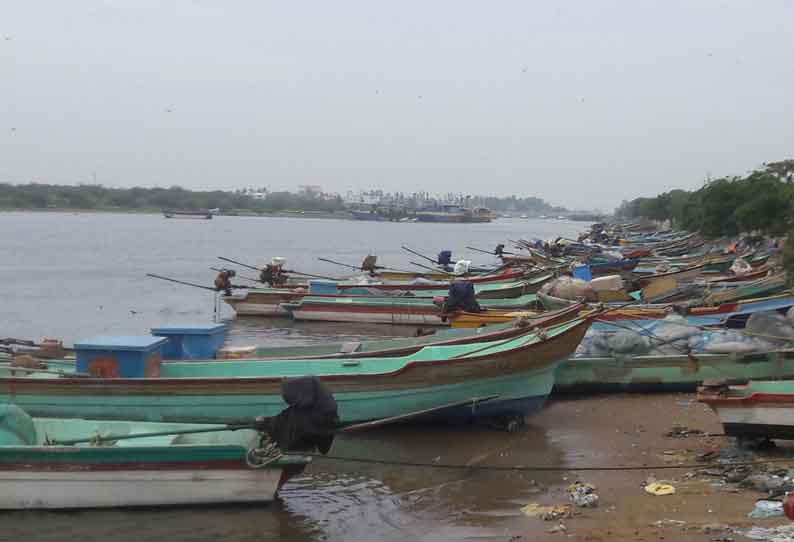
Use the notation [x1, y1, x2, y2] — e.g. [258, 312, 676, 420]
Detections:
[260, 257, 288, 287]
[361, 255, 378, 274]
[494, 244, 505, 257]
[260, 376, 338, 454]
[437, 250, 453, 270]
[214, 269, 236, 295]
[444, 281, 482, 313]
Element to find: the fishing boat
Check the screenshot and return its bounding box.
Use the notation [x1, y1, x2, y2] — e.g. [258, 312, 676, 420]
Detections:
[281, 293, 539, 325]
[222, 275, 552, 316]
[538, 291, 794, 327]
[0, 318, 592, 425]
[558, 351, 794, 394]
[698, 380, 794, 441]
[0, 404, 308, 509]
[216, 304, 588, 360]
[449, 303, 671, 329]
[163, 209, 213, 219]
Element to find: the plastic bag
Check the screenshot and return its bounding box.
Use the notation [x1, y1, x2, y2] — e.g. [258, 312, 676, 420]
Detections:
[747, 500, 784, 519]
[453, 260, 471, 276]
[608, 330, 650, 355]
[730, 258, 752, 275]
[746, 312, 794, 343]
[548, 277, 595, 301]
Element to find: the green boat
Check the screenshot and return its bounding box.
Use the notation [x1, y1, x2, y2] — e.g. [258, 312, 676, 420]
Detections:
[555, 350, 794, 393]
[282, 293, 539, 325]
[0, 404, 308, 509]
[0, 318, 592, 426]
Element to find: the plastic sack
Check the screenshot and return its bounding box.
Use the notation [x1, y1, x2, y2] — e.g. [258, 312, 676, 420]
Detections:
[591, 275, 624, 292]
[608, 330, 650, 355]
[747, 500, 784, 519]
[746, 312, 794, 343]
[548, 277, 595, 301]
[730, 258, 752, 276]
[453, 260, 471, 276]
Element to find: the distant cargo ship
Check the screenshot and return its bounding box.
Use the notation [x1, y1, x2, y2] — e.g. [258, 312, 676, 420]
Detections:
[350, 209, 386, 221]
[414, 205, 494, 223]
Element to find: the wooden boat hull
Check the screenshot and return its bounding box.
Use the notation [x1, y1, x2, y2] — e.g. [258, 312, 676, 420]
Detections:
[0, 319, 592, 424]
[557, 350, 794, 393]
[283, 294, 539, 325]
[0, 466, 293, 509]
[0, 412, 307, 509]
[223, 290, 303, 316]
[236, 304, 587, 358]
[699, 380, 794, 440]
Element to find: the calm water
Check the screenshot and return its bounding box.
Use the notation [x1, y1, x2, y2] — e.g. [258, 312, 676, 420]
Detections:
[0, 212, 586, 542]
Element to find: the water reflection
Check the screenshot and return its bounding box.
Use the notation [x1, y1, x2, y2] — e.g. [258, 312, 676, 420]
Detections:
[278, 423, 564, 541]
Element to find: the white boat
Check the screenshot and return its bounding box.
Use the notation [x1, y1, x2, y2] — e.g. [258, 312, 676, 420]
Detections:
[0, 405, 309, 509]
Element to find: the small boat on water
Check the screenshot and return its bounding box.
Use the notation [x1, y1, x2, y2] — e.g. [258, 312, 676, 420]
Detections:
[163, 209, 214, 219]
[216, 304, 588, 360]
[222, 275, 552, 316]
[0, 404, 308, 509]
[698, 380, 794, 442]
[0, 317, 592, 425]
[281, 293, 539, 325]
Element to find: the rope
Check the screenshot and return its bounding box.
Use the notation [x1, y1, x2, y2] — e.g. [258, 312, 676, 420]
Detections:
[292, 451, 794, 472]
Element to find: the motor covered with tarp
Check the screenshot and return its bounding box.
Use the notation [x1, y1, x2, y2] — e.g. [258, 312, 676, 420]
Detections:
[258, 376, 339, 454]
[437, 250, 453, 267]
[443, 281, 482, 313]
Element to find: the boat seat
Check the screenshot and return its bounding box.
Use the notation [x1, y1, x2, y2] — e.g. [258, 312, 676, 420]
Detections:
[0, 404, 38, 446]
[339, 342, 362, 354]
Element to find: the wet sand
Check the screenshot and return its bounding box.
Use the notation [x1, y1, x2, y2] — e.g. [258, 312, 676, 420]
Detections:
[504, 393, 793, 542]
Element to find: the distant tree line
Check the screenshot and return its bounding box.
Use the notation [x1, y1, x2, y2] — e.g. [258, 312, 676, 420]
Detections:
[615, 160, 794, 238]
[0, 183, 345, 213]
[0, 182, 567, 215]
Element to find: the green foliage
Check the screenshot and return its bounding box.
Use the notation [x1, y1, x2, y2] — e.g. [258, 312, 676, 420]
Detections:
[615, 160, 794, 238]
[0, 184, 345, 213]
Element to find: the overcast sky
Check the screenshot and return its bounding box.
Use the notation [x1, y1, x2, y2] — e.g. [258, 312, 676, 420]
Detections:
[2, 1, 792, 210]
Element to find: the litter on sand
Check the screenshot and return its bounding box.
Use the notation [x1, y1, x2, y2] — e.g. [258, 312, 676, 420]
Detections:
[567, 481, 599, 508]
[747, 500, 784, 519]
[520, 502, 572, 520]
[644, 482, 676, 496]
[743, 524, 794, 541]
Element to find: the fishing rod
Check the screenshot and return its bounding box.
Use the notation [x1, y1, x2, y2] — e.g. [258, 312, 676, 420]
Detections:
[401, 245, 440, 265]
[48, 422, 264, 446]
[466, 245, 516, 256]
[218, 256, 340, 281]
[409, 261, 454, 276]
[317, 257, 419, 275]
[210, 267, 261, 284]
[317, 257, 359, 271]
[146, 273, 218, 292]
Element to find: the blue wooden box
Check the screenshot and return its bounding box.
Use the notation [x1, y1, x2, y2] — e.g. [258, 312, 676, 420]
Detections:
[150, 323, 228, 360]
[74, 336, 167, 378]
[308, 280, 340, 295]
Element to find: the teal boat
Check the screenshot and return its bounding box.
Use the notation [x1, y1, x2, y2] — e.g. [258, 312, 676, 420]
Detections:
[0, 317, 592, 426]
[555, 350, 794, 393]
[223, 276, 550, 316]
[0, 404, 308, 509]
[282, 293, 539, 325]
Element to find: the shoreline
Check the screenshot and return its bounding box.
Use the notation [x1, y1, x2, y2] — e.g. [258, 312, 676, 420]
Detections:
[0, 208, 352, 220]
